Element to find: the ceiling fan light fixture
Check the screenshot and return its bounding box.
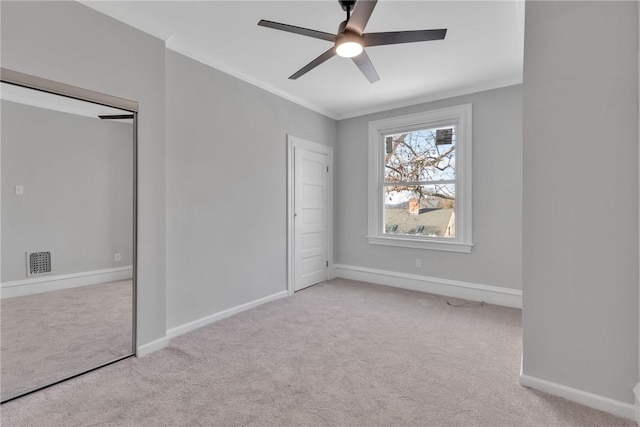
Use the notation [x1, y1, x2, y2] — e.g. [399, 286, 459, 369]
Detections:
[336, 40, 363, 58]
[335, 30, 363, 58]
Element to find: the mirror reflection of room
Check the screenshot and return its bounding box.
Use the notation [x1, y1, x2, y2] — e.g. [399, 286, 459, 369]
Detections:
[0, 82, 135, 402]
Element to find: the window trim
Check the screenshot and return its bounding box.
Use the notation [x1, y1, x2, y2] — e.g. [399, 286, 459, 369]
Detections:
[367, 104, 473, 253]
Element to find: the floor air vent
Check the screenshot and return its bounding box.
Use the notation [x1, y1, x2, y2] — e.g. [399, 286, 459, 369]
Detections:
[26, 251, 53, 277]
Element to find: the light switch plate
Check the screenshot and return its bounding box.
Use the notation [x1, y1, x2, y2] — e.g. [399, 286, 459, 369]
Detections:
[15, 185, 24, 195]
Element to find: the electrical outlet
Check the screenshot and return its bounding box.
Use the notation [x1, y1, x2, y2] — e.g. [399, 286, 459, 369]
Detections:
[415, 258, 421, 268]
[114, 253, 121, 262]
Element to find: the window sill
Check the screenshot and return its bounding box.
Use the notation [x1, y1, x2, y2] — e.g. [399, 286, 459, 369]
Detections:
[367, 235, 473, 253]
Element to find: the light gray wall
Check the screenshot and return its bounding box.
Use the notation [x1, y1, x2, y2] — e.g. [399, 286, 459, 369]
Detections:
[335, 85, 523, 290]
[165, 51, 337, 329]
[1, 1, 166, 346]
[522, 1, 638, 404]
[1, 100, 133, 282]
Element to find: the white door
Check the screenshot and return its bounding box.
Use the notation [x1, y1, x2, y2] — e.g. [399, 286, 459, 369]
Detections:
[294, 145, 329, 291]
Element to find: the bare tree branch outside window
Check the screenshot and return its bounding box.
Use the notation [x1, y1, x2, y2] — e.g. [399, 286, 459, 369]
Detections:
[383, 127, 457, 237]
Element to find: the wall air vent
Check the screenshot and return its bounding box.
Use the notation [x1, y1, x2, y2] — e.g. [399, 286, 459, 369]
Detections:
[26, 251, 53, 277]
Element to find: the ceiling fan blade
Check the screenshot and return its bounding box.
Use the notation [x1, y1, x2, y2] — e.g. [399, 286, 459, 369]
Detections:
[258, 20, 336, 42]
[345, 0, 378, 34]
[351, 49, 380, 83]
[289, 47, 337, 80]
[363, 29, 447, 47]
[98, 114, 134, 120]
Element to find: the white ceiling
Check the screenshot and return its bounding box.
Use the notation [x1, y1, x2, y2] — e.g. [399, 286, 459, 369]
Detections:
[82, 1, 524, 120]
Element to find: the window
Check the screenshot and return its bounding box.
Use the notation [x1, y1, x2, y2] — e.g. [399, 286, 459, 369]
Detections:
[367, 104, 472, 252]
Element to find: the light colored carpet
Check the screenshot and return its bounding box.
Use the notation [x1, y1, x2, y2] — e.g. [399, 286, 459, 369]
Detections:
[1, 280, 133, 400]
[0, 279, 635, 426]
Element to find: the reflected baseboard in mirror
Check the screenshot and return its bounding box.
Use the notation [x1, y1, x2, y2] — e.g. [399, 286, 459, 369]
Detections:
[0, 69, 137, 402]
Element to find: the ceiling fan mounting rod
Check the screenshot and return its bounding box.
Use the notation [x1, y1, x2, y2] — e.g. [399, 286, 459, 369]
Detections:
[339, 0, 356, 22]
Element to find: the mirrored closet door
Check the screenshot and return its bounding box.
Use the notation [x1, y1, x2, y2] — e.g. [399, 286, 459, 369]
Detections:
[0, 70, 137, 402]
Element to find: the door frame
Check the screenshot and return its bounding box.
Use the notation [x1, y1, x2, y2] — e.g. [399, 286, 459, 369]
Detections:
[286, 135, 334, 296]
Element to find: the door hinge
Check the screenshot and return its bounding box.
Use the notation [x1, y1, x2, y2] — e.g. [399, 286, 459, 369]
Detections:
[326, 166, 329, 172]
[326, 260, 329, 267]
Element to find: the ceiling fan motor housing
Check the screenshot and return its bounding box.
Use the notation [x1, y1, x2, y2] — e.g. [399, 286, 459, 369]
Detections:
[336, 29, 363, 46]
[338, 20, 348, 34]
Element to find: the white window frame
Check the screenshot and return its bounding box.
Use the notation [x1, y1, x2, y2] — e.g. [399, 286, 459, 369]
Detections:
[367, 104, 473, 253]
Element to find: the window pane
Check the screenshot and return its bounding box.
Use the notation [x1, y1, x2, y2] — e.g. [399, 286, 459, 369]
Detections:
[383, 185, 455, 238]
[384, 127, 456, 183]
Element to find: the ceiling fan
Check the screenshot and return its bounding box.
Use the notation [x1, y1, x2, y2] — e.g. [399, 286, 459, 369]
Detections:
[258, 0, 447, 83]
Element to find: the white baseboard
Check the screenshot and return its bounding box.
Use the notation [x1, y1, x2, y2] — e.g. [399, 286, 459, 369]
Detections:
[333, 264, 522, 309]
[633, 382, 640, 423]
[136, 336, 169, 357]
[137, 291, 289, 358]
[166, 290, 289, 339]
[520, 374, 636, 420]
[0, 266, 133, 299]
